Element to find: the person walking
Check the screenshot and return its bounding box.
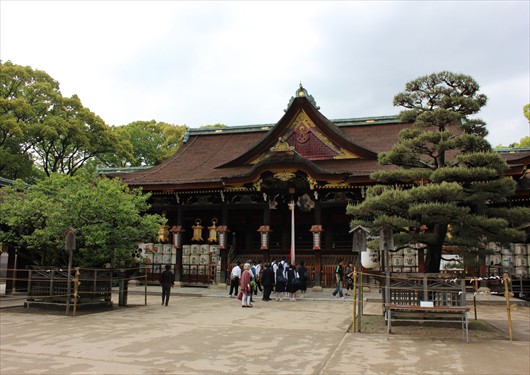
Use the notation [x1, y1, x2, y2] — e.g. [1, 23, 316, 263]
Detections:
[261, 263, 274, 301]
[345, 262, 354, 296]
[297, 260, 308, 298]
[332, 258, 344, 299]
[240, 263, 253, 308]
[159, 264, 175, 306]
[255, 260, 263, 294]
[229, 262, 241, 298]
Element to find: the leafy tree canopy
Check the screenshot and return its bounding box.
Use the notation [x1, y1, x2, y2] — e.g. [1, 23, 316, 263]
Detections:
[97, 120, 187, 168]
[347, 72, 530, 272]
[0, 173, 165, 267]
[200, 123, 227, 128]
[0, 60, 127, 178]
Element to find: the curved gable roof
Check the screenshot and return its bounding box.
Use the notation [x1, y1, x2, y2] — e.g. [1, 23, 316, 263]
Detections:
[219, 95, 377, 168]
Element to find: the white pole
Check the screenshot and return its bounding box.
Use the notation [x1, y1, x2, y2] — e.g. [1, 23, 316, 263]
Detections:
[290, 201, 295, 264]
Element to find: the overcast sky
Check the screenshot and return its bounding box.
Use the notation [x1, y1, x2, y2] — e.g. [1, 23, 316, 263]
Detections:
[1, 1, 528, 146]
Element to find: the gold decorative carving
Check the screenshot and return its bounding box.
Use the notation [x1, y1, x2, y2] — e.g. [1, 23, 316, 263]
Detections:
[334, 148, 360, 159]
[321, 182, 351, 189]
[270, 137, 295, 152]
[307, 176, 317, 190]
[274, 171, 296, 182]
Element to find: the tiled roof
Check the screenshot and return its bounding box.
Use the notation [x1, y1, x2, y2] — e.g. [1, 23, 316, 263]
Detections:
[118, 119, 404, 189]
[114, 89, 530, 191]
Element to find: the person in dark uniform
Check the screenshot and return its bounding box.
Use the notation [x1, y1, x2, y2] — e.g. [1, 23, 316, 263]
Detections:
[159, 264, 175, 306]
[274, 263, 287, 301]
[332, 258, 344, 299]
[261, 263, 275, 301]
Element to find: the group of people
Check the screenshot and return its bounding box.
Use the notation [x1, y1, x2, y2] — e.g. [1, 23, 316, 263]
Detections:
[229, 258, 309, 308]
[332, 258, 354, 299]
[160, 257, 355, 308]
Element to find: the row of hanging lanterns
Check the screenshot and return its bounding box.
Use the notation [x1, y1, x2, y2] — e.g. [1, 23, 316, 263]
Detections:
[167, 219, 325, 251]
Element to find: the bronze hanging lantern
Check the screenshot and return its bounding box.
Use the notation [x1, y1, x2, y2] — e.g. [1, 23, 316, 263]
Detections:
[310, 225, 324, 250]
[257, 225, 272, 250]
[216, 225, 230, 249]
[170, 225, 185, 249]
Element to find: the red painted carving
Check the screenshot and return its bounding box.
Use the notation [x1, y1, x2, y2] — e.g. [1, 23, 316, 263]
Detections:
[286, 132, 337, 160]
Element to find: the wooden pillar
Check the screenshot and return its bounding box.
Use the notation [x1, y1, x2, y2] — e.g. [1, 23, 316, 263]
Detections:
[174, 206, 183, 282]
[262, 204, 271, 264]
[220, 206, 229, 282]
[314, 251, 322, 290]
[312, 202, 323, 288]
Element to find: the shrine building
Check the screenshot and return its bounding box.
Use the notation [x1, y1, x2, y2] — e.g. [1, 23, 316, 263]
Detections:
[108, 85, 530, 288]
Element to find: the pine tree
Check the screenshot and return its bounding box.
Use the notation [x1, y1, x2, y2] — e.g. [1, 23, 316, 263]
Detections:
[347, 72, 530, 272]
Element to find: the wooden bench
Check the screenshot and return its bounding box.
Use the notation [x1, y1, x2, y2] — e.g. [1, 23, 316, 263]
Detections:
[383, 275, 470, 342]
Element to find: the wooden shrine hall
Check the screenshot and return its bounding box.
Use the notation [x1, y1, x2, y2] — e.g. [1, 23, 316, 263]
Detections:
[109, 85, 530, 288]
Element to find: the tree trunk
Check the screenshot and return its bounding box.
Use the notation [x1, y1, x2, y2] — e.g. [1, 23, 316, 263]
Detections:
[424, 224, 447, 273]
[424, 247, 442, 273]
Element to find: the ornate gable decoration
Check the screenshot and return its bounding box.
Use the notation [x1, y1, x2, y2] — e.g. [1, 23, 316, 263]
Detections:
[250, 110, 360, 164]
[218, 85, 376, 169]
[270, 137, 295, 153]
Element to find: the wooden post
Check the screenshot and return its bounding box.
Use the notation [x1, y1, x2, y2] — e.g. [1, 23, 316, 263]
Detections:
[65, 228, 76, 316]
[503, 272, 513, 341]
[72, 267, 80, 317]
[5, 245, 16, 295]
[350, 225, 369, 333]
[352, 265, 357, 331]
[474, 278, 478, 320]
[144, 264, 148, 306]
[357, 267, 363, 333]
[380, 225, 394, 306]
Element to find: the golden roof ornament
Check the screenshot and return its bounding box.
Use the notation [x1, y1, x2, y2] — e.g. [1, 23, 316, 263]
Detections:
[270, 137, 295, 152]
[285, 83, 320, 111]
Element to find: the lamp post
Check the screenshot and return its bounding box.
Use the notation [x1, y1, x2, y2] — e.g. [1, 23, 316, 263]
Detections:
[65, 227, 76, 316]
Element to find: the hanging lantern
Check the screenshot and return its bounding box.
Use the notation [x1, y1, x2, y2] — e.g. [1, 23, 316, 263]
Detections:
[380, 224, 395, 273]
[207, 218, 218, 243]
[216, 226, 230, 249]
[170, 226, 185, 249]
[191, 219, 204, 242]
[157, 225, 170, 243]
[310, 225, 324, 250]
[350, 225, 369, 253]
[257, 225, 272, 250]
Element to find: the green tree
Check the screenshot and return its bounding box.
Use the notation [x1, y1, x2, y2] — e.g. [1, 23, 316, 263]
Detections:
[98, 120, 187, 167]
[347, 72, 530, 273]
[0, 173, 165, 267]
[200, 123, 227, 129]
[0, 61, 126, 177]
